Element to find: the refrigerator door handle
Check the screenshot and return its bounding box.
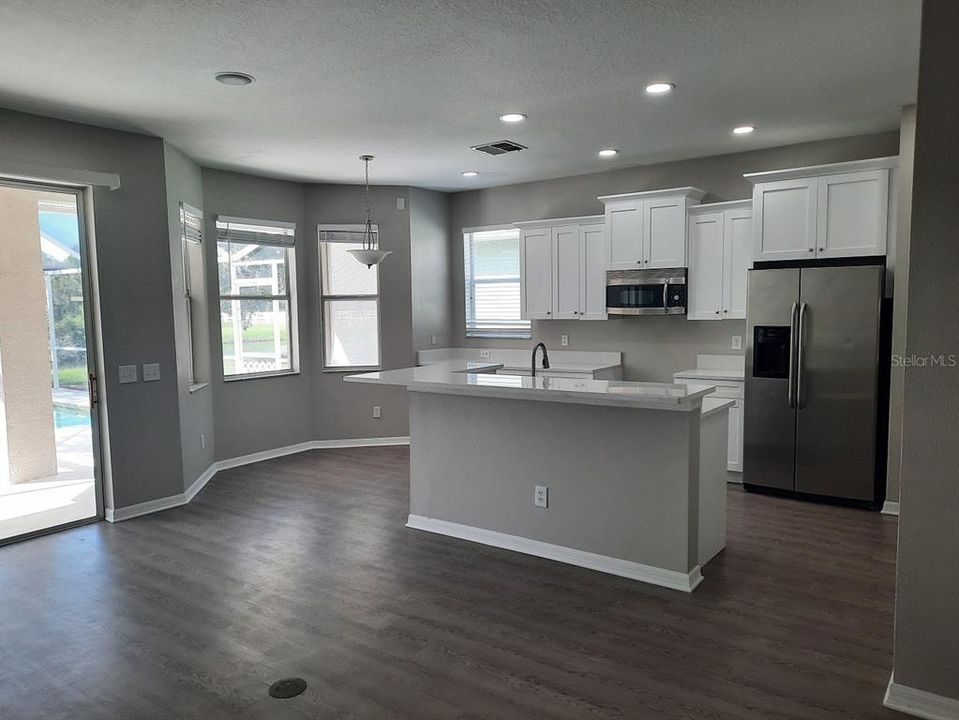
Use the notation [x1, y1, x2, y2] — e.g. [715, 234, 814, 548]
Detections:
[797, 302, 809, 408]
[788, 301, 798, 409]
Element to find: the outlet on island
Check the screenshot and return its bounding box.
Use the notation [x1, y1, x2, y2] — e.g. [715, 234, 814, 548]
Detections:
[372, 405, 381, 419]
[534, 485, 548, 508]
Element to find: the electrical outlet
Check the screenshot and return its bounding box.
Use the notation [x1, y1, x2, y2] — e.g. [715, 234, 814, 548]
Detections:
[118, 365, 137, 384]
[372, 405, 381, 418]
[561, 334, 569, 347]
[431, 333, 437, 346]
[396, 196, 406, 210]
[142, 363, 160, 382]
[731, 335, 743, 351]
[201, 434, 206, 449]
[479, 349, 490, 359]
[534, 485, 548, 508]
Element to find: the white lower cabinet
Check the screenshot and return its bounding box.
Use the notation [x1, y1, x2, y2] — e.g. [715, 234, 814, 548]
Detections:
[687, 200, 752, 320]
[517, 216, 607, 321]
[675, 375, 745, 475]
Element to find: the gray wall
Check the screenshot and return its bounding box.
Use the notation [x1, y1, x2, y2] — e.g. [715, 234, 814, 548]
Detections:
[409, 187, 452, 353]
[305, 184, 413, 441]
[448, 131, 900, 381]
[163, 142, 216, 489]
[885, 106, 917, 506]
[0, 109, 184, 508]
[892, 0, 959, 700]
[201, 169, 314, 460]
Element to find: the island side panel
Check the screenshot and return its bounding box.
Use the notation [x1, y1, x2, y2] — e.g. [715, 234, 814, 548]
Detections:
[408, 391, 698, 575]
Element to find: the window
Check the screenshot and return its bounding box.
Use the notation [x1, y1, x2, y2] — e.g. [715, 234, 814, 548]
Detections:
[318, 225, 381, 370]
[179, 203, 205, 385]
[216, 216, 298, 378]
[463, 226, 530, 338]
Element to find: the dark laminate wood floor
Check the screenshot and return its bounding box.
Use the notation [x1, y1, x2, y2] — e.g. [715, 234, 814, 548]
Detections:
[0, 446, 903, 720]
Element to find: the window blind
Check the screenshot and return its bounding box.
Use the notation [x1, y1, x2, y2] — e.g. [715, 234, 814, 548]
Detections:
[216, 216, 295, 246]
[180, 203, 203, 243]
[463, 228, 531, 338]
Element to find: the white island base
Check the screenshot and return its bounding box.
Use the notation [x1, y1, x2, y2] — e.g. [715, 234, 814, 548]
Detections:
[346, 365, 730, 592]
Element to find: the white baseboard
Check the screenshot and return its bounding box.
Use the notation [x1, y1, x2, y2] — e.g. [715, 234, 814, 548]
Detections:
[882, 500, 900, 516]
[105, 436, 410, 522]
[884, 673, 959, 720]
[406, 514, 703, 593]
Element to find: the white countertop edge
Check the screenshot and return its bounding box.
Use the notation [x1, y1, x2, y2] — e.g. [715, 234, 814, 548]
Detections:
[701, 398, 735, 418]
[406, 380, 712, 412]
[674, 369, 745, 382]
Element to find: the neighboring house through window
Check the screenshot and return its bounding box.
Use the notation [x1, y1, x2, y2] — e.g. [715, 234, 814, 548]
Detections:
[216, 216, 298, 378]
[463, 226, 531, 338]
[318, 224, 381, 370]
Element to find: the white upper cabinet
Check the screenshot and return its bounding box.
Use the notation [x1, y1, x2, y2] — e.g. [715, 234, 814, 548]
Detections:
[817, 170, 889, 258]
[746, 157, 897, 263]
[520, 227, 553, 319]
[687, 211, 725, 320]
[580, 223, 608, 320]
[687, 201, 752, 321]
[516, 216, 606, 321]
[605, 199, 643, 270]
[752, 178, 817, 261]
[551, 224, 581, 320]
[599, 187, 707, 271]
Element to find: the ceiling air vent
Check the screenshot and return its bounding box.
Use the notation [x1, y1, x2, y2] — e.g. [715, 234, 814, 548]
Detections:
[471, 140, 528, 156]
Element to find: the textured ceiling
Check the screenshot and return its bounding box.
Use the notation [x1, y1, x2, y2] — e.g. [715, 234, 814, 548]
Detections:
[0, 0, 921, 191]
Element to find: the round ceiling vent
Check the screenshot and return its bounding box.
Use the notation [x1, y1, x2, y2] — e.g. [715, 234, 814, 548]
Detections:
[214, 71, 255, 86]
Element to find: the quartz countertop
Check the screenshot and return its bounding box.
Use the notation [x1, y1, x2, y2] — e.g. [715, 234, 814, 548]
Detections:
[674, 368, 745, 382]
[346, 362, 715, 411]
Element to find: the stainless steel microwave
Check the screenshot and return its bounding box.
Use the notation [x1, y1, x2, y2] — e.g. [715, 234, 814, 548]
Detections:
[605, 268, 687, 316]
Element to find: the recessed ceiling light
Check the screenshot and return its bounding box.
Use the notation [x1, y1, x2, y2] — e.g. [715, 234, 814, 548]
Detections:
[597, 149, 618, 158]
[499, 113, 527, 123]
[645, 82, 675, 95]
[214, 71, 255, 86]
[462, 171, 479, 177]
[732, 125, 756, 135]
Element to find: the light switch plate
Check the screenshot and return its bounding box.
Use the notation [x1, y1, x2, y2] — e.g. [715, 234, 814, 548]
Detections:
[142, 363, 160, 382]
[731, 335, 743, 351]
[118, 365, 137, 384]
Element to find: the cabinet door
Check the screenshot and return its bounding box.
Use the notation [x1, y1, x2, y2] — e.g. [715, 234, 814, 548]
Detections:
[551, 225, 581, 320]
[605, 199, 644, 270]
[520, 228, 553, 319]
[817, 169, 889, 259]
[687, 212, 725, 320]
[723, 208, 752, 319]
[753, 178, 817, 261]
[646, 197, 687, 268]
[727, 400, 743, 473]
[580, 223, 608, 320]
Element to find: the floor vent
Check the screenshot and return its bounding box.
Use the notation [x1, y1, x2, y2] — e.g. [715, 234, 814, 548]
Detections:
[269, 677, 307, 699]
[471, 140, 528, 155]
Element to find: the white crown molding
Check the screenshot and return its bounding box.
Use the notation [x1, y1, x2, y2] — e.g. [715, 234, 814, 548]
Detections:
[884, 674, 959, 720]
[406, 514, 703, 592]
[687, 198, 752, 214]
[513, 214, 604, 229]
[105, 437, 410, 522]
[882, 501, 900, 516]
[598, 186, 708, 203]
[744, 155, 898, 184]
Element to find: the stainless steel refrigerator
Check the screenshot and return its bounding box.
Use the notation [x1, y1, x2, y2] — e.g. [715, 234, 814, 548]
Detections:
[744, 264, 886, 505]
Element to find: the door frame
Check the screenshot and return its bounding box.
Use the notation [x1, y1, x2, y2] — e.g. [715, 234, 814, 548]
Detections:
[0, 177, 106, 545]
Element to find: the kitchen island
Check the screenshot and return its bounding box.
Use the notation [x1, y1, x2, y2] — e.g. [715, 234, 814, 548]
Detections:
[346, 363, 730, 592]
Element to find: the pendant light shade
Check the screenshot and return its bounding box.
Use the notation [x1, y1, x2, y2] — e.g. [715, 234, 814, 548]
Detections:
[347, 154, 392, 268]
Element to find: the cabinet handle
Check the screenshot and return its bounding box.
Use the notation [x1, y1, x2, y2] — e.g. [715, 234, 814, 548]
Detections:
[723, 309, 728, 313]
[808, 248, 814, 253]
[715, 310, 720, 315]
[818, 247, 824, 252]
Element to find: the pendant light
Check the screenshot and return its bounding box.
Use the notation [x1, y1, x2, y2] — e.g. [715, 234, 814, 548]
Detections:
[348, 154, 392, 268]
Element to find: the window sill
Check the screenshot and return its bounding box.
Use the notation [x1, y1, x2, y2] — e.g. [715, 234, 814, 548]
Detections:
[188, 382, 209, 394]
[223, 370, 300, 383]
[322, 366, 382, 374]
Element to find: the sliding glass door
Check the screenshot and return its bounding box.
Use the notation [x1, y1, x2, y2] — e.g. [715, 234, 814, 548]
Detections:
[0, 181, 102, 543]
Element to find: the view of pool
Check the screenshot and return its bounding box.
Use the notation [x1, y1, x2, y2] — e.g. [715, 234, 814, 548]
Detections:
[54, 406, 90, 429]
